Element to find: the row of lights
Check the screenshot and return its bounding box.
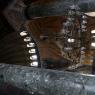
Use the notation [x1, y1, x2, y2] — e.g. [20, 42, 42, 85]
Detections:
[80, 15, 87, 51]
[81, 15, 87, 32]
[63, 14, 87, 50]
[20, 30, 39, 67]
[91, 30, 95, 47]
[63, 14, 88, 64]
[79, 15, 87, 64]
[63, 5, 77, 51]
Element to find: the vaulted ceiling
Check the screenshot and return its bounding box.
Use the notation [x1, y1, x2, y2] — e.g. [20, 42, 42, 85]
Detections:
[0, 0, 95, 68]
[26, 0, 95, 66]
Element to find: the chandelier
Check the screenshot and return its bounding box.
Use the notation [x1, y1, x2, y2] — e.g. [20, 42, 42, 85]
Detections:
[56, 5, 88, 69]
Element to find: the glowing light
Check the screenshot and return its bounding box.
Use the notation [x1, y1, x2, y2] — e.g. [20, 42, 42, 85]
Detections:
[91, 42, 95, 47]
[68, 38, 75, 43]
[29, 49, 36, 53]
[82, 15, 87, 19]
[82, 20, 87, 24]
[20, 31, 28, 36]
[27, 43, 35, 47]
[85, 12, 95, 17]
[30, 61, 38, 67]
[91, 30, 95, 34]
[30, 55, 37, 60]
[24, 37, 31, 42]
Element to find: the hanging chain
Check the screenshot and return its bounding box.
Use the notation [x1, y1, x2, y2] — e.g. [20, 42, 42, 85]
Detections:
[55, 5, 88, 70]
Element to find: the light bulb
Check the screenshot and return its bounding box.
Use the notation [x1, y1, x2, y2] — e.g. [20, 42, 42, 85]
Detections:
[30, 55, 37, 60]
[82, 15, 87, 19]
[85, 12, 95, 17]
[68, 38, 75, 43]
[82, 20, 87, 24]
[27, 43, 35, 47]
[91, 42, 95, 47]
[29, 49, 36, 53]
[91, 30, 95, 34]
[30, 61, 38, 67]
[20, 31, 28, 36]
[24, 37, 31, 42]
